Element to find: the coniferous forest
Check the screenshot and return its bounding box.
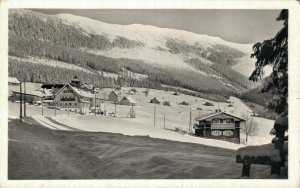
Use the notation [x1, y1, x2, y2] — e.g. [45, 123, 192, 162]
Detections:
[8, 9, 270, 104]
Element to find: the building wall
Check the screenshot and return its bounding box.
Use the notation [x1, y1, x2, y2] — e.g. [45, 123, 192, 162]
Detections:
[55, 85, 80, 108]
[8, 83, 20, 86]
[195, 117, 241, 143]
[120, 99, 131, 106]
[11, 93, 42, 104]
[108, 92, 118, 102]
[78, 102, 90, 114]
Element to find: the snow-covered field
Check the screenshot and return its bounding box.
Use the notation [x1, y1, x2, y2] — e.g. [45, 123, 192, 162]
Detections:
[9, 87, 274, 150]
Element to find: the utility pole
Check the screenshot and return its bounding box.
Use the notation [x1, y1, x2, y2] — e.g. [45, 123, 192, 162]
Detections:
[164, 115, 166, 129]
[54, 102, 56, 116]
[101, 70, 104, 90]
[154, 107, 156, 127]
[189, 111, 192, 133]
[24, 82, 26, 117]
[19, 82, 22, 122]
[114, 101, 117, 117]
[94, 92, 96, 116]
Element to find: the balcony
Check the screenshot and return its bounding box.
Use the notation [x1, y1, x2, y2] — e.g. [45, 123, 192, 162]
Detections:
[211, 123, 235, 130]
[60, 98, 76, 101]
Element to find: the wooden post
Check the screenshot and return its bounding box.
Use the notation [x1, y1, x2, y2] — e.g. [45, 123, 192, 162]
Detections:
[154, 107, 156, 127]
[189, 111, 192, 133]
[271, 162, 281, 175]
[164, 115, 166, 129]
[54, 102, 56, 116]
[68, 107, 69, 117]
[94, 93, 96, 116]
[114, 102, 117, 117]
[42, 102, 43, 116]
[23, 82, 26, 117]
[19, 82, 22, 122]
[241, 163, 251, 177]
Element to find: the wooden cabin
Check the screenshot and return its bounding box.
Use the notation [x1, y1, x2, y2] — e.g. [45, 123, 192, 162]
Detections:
[119, 96, 136, 106]
[8, 77, 20, 86]
[150, 97, 160, 104]
[194, 110, 245, 143]
[108, 90, 119, 103]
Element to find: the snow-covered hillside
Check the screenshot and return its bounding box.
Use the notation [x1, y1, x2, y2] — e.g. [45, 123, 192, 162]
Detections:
[10, 9, 262, 92]
[56, 13, 253, 76]
[57, 13, 251, 52]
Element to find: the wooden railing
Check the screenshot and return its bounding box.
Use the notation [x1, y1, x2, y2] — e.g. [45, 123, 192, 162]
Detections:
[236, 117, 288, 178]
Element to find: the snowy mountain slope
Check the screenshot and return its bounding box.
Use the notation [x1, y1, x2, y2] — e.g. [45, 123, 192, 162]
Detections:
[56, 13, 254, 79]
[56, 13, 252, 53]
[9, 9, 258, 93]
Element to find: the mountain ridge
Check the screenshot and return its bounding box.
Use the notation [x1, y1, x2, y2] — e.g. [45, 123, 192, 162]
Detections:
[8, 9, 261, 101]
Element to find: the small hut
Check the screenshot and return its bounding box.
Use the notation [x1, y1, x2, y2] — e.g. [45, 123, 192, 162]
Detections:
[108, 90, 119, 103]
[119, 96, 137, 106]
[150, 97, 160, 104]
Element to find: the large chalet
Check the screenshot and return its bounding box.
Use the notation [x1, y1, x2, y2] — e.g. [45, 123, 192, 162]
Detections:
[194, 110, 245, 143]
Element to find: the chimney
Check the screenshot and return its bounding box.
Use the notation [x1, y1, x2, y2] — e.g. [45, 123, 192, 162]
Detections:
[215, 109, 221, 113]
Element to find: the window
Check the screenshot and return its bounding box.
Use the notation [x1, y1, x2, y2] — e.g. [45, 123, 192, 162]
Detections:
[65, 103, 67, 106]
[212, 119, 220, 123]
[223, 130, 233, 136]
[225, 119, 234, 123]
[70, 103, 72, 106]
[61, 95, 75, 101]
[74, 103, 77, 106]
[211, 130, 222, 136]
[63, 90, 73, 93]
[212, 119, 223, 123]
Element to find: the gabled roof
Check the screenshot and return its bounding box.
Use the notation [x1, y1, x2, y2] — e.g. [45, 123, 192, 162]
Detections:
[41, 83, 64, 89]
[109, 90, 119, 96]
[10, 82, 51, 97]
[150, 97, 160, 103]
[195, 111, 245, 121]
[54, 83, 94, 99]
[120, 96, 136, 104]
[8, 77, 20, 84]
[95, 90, 108, 100]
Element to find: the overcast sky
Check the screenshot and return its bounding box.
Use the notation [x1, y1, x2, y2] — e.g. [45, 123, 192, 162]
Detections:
[33, 9, 284, 44]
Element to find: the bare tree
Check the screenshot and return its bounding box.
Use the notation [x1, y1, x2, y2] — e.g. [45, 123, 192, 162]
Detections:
[240, 114, 259, 143]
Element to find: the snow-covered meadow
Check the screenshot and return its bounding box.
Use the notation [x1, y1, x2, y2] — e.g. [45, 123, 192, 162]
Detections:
[9, 87, 275, 150]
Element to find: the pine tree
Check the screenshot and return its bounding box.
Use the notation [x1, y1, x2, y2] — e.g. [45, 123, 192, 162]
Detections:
[249, 10, 288, 116]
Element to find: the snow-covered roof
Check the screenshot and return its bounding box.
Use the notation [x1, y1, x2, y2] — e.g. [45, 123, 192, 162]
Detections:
[150, 97, 160, 103]
[10, 82, 52, 97]
[95, 90, 108, 100]
[109, 90, 119, 96]
[8, 77, 20, 84]
[236, 144, 281, 162]
[55, 83, 94, 99]
[43, 99, 55, 102]
[121, 96, 136, 104]
[71, 85, 94, 98]
[195, 111, 245, 121]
